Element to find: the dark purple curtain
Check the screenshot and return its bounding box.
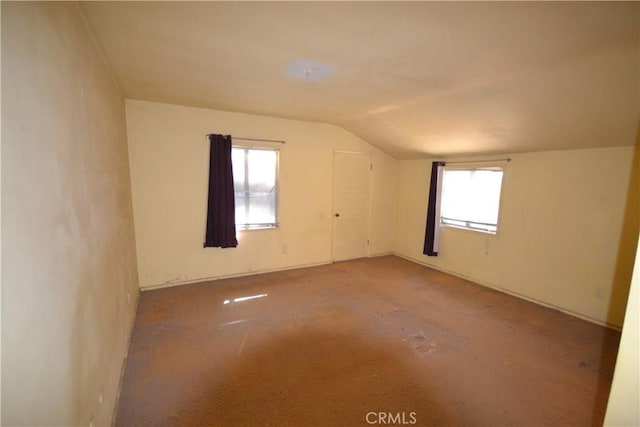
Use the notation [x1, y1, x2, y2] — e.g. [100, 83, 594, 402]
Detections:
[423, 161, 445, 256]
[204, 134, 238, 248]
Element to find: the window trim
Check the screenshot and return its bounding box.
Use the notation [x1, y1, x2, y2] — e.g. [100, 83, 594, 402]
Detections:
[232, 146, 280, 231]
[439, 166, 505, 235]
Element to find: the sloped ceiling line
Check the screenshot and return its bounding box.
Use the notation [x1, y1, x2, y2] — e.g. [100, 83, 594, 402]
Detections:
[79, 1, 639, 159]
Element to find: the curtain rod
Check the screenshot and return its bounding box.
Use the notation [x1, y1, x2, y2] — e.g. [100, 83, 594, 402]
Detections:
[443, 158, 511, 165]
[205, 134, 286, 144]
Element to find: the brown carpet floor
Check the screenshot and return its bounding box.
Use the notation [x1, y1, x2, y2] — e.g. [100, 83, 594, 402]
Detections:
[115, 256, 620, 426]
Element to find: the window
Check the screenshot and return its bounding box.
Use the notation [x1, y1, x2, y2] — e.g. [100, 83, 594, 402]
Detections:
[232, 147, 278, 230]
[440, 167, 504, 233]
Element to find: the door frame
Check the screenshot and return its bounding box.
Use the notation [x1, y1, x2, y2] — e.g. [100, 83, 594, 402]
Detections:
[331, 150, 373, 262]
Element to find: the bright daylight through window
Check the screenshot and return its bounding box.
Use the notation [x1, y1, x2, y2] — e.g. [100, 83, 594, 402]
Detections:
[440, 168, 504, 233]
[232, 147, 278, 230]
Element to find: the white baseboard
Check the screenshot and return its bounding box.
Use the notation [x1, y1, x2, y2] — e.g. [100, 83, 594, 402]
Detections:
[141, 260, 333, 291]
[140, 252, 621, 331]
[369, 252, 393, 258]
[392, 252, 622, 331]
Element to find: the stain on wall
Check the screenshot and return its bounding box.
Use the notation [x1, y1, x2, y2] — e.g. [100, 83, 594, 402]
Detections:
[1, 3, 139, 425]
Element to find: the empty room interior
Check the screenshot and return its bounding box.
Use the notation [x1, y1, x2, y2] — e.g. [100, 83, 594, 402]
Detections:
[2, 1, 640, 426]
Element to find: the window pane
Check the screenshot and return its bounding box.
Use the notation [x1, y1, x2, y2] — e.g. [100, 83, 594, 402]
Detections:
[247, 194, 276, 225]
[441, 170, 471, 221]
[248, 150, 276, 193]
[231, 147, 278, 229]
[232, 148, 246, 194]
[470, 171, 502, 224]
[234, 195, 246, 225]
[441, 168, 503, 233]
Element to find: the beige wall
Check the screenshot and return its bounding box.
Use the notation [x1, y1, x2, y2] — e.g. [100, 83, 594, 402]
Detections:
[604, 234, 640, 426]
[1, 3, 634, 425]
[394, 147, 636, 327]
[125, 100, 397, 288]
[604, 142, 639, 425]
[1, 3, 139, 426]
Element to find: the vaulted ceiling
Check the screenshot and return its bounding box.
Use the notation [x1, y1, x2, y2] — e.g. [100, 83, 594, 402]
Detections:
[80, 1, 639, 159]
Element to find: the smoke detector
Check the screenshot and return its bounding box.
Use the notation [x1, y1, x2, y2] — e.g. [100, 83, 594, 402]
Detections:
[284, 59, 336, 82]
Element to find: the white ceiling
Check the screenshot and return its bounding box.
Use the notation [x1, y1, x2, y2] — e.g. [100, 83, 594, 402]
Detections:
[80, 1, 639, 159]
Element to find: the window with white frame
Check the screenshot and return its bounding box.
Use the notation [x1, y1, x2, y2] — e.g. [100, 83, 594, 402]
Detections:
[232, 147, 278, 230]
[440, 167, 504, 233]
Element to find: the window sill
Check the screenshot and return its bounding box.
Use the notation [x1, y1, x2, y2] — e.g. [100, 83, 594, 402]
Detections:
[441, 223, 497, 235]
[237, 224, 279, 231]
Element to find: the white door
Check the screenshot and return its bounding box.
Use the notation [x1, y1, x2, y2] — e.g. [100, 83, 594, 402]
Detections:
[332, 152, 372, 261]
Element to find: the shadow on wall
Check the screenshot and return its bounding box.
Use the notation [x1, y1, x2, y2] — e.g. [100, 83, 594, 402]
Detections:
[609, 121, 640, 326]
[591, 121, 640, 426]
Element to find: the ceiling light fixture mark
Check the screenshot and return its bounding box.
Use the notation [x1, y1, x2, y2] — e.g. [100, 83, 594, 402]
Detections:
[284, 59, 336, 82]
